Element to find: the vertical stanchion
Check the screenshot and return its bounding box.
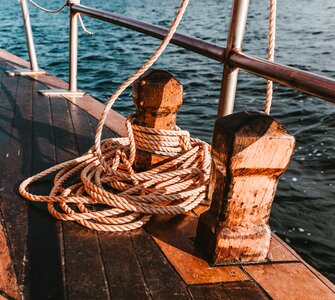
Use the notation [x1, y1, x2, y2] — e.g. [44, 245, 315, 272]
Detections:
[39, 0, 85, 96]
[7, 0, 45, 76]
[22, 0, 39, 72]
[217, 0, 250, 117]
[69, 0, 79, 92]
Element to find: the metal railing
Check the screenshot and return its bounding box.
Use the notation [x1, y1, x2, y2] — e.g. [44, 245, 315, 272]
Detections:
[6, 0, 45, 76]
[13, 0, 335, 114]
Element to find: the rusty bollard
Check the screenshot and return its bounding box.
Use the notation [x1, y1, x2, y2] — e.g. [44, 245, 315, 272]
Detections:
[195, 111, 295, 264]
[132, 69, 183, 171]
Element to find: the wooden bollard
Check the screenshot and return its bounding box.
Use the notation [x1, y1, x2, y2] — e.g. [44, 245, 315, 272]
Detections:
[132, 69, 183, 171]
[195, 111, 295, 264]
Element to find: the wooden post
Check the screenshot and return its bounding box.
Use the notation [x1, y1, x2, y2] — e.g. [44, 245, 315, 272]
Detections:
[195, 111, 295, 264]
[132, 69, 183, 171]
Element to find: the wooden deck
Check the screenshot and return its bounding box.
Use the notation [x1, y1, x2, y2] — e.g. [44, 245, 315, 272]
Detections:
[0, 49, 334, 300]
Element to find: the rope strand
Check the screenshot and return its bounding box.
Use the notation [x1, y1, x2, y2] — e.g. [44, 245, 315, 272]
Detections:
[264, 0, 277, 114]
[28, 0, 68, 14]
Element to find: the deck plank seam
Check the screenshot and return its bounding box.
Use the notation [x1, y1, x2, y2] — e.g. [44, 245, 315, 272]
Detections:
[272, 234, 335, 292]
[11, 74, 26, 294]
[0, 63, 19, 279]
[1, 72, 36, 298]
[0, 71, 23, 293]
[68, 100, 112, 299]
[22, 76, 35, 299]
[144, 227, 193, 286]
[48, 95, 68, 300]
[96, 235, 112, 300]
[238, 265, 273, 299]
[129, 233, 155, 300]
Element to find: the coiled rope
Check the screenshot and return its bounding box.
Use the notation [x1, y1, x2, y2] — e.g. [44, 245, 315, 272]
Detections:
[19, 0, 212, 232]
[264, 0, 277, 114]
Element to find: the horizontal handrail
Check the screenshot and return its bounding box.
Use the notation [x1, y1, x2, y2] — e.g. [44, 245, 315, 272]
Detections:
[230, 52, 335, 104]
[72, 5, 225, 62]
[71, 4, 335, 104]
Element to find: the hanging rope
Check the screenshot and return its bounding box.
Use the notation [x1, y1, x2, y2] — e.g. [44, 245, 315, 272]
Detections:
[19, 0, 212, 232]
[28, 0, 68, 14]
[78, 14, 93, 35]
[28, 0, 94, 35]
[264, 0, 277, 114]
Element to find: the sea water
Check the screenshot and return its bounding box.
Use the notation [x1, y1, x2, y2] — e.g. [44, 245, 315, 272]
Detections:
[1, 0, 334, 282]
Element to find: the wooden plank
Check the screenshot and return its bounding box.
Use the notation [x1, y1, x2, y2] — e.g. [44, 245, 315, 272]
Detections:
[147, 214, 248, 285]
[51, 97, 109, 299]
[0, 218, 20, 300]
[98, 232, 151, 299]
[0, 49, 127, 137]
[271, 234, 335, 292]
[0, 72, 29, 296]
[244, 263, 335, 300]
[188, 281, 269, 300]
[88, 114, 118, 140]
[267, 234, 298, 262]
[28, 82, 64, 299]
[130, 229, 191, 299]
[68, 102, 94, 154]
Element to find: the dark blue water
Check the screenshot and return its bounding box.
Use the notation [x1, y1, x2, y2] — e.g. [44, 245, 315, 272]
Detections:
[1, 0, 334, 282]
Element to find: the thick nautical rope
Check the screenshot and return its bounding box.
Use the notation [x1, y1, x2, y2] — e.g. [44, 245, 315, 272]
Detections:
[264, 0, 277, 114]
[19, 116, 211, 232]
[19, 0, 212, 232]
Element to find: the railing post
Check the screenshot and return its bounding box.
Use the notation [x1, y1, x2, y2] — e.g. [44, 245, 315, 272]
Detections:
[39, 0, 85, 96]
[69, 0, 80, 92]
[217, 0, 250, 117]
[22, 0, 39, 72]
[7, 0, 45, 76]
[132, 70, 183, 171]
[195, 111, 295, 264]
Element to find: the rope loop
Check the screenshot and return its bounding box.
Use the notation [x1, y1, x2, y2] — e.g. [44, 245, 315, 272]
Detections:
[28, 0, 68, 14]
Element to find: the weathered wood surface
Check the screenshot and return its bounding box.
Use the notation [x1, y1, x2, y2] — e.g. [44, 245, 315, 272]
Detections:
[28, 81, 64, 299]
[196, 111, 295, 264]
[147, 214, 249, 285]
[0, 220, 19, 300]
[0, 50, 334, 300]
[132, 69, 183, 171]
[244, 263, 335, 300]
[188, 281, 269, 300]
